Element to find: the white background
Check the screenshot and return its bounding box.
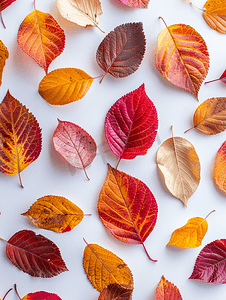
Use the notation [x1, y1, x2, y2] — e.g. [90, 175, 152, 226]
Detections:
[1, 0, 226, 299]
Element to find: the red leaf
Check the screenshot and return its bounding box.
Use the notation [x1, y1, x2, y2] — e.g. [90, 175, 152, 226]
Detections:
[117, 0, 149, 8]
[156, 276, 182, 300]
[189, 239, 226, 284]
[6, 230, 68, 277]
[22, 291, 62, 300]
[98, 283, 132, 300]
[105, 84, 158, 163]
[0, 0, 16, 11]
[96, 22, 145, 81]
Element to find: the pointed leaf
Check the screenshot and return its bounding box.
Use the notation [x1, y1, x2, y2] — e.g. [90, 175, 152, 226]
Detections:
[96, 22, 146, 80]
[98, 164, 158, 261]
[214, 141, 226, 193]
[156, 276, 182, 300]
[0, 40, 8, 86]
[0, 0, 16, 11]
[117, 0, 149, 8]
[0, 91, 42, 187]
[105, 84, 158, 162]
[83, 242, 133, 292]
[98, 283, 132, 300]
[38, 68, 93, 105]
[53, 120, 96, 180]
[156, 131, 200, 207]
[203, 0, 226, 34]
[22, 195, 84, 233]
[6, 230, 68, 277]
[189, 239, 226, 283]
[17, 10, 65, 73]
[21, 292, 62, 300]
[56, 0, 103, 30]
[155, 22, 209, 99]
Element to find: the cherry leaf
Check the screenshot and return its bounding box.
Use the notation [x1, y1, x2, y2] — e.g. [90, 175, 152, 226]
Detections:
[156, 276, 182, 300]
[21, 291, 62, 300]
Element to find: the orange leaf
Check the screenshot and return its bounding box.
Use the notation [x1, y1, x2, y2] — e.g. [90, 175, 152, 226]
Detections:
[0, 40, 8, 86]
[22, 195, 85, 233]
[203, 0, 226, 34]
[17, 9, 65, 74]
[0, 91, 42, 187]
[214, 141, 226, 193]
[155, 20, 209, 99]
[156, 276, 182, 300]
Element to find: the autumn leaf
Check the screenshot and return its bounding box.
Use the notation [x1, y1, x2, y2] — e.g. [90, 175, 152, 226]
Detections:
[0, 40, 9, 86]
[19, 291, 62, 300]
[0, 0, 16, 28]
[83, 240, 133, 292]
[0, 90, 42, 188]
[98, 283, 132, 300]
[203, 0, 226, 34]
[53, 120, 96, 180]
[38, 68, 93, 105]
[156, 127, 200, 207]
[156, 276, 182, 300]
[3, 229, 68, 277]
[214, 141, 226, 193]
[117, 0, 149, 8]
[189, 239, 226, 283]
[56, 0, 103, 32]
[98, 164, 158, 261]
[155, 19, 209, 99]
[17, 7, 65, 74]
[96, 22, 146, 82]
[22, 195, 86, 233]
[105, 84, 158, 167]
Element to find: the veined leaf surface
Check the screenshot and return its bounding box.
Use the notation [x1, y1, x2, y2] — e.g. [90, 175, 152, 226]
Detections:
[21, 291, 62, 300]
[0, 40, 8, 86]
[22, 195, 84, 233]
[156, 276, 182, 300]
[98, 283, 132, 300]
[203, 0, 226, 33]
[214, 141, 226, 193]
[98, 164, 158, 261]
[83, 242, 133, 292]
[17, 9, 65, 73]
[118, 0, 149, 8]
[155, 22, 209, 99]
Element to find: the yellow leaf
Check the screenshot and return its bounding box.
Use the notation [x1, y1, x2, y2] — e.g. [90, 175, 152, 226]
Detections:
[83, 242, 133, 292]
[203, 0, 226, 34]
[0, 40, 8, 86]
[38, 68, 93, 105]
[22, 195, 84, 233]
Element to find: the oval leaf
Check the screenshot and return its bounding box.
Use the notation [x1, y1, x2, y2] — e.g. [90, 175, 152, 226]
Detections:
[0, 40, 9, 86]
[0, 90, 42, 187]
[203, 0, 226, 34]
[214, 141, 226, 193]
[22, 195, 84, 233]
[98, 164, 158, 261]
[17, 9, 65, 73]
[6, 230, 68, 277]
[96, 22, 146, 80]
[118, 0, 149, 8]
[83, 242, 133, 292]
[22, 292, 62, 300]
[167, 217, 208, 248]
[189, 239, 226, 284]
[155, 22, 209, 99]
[38, 68, 93, 105]
[98, 283, 132, 300]
[156, 276, 182, 300]
[156, 130, 200, 207]
[53, 120, 96, 180]
[105, 84, 158, 162]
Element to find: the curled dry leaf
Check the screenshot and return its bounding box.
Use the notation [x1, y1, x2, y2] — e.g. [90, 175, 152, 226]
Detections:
[155, 20, 209, 99]
[53, 120, 96, 180]
[98, 283, 132, 300]
[5, 229, 68, 277]
[38, 68, 93, 105]
[21, 291, 62, 300]
[105, 84, 158, 164]
[97, 22, 146, 82]
[117, 0, 149, 8]
[83, 241, 133, 292]
[0, 90, 42, 188]
[0, 40, 8, 86]
[156, 128, 200, 207]
[0, 0, 17, 28]
[22, 195, 85, 233]
[214, 141, 226, 193]
[98, 164, 158, 261]
[156, 276, 182, 300]
[17, 9, 65, 74]
[203, 0, 226, 34]
[189, 239, 226, 283]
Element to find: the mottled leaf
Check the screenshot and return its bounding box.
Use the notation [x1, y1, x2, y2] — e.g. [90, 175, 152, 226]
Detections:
[22, 195, 84, 233]
[214, 141, 226, 193]
[189, 239, 226, 283]
[156, 276, 182, 300]
[0, 40, 8, 86]
[203, 0, 226, 33]
[83, 241, 133, 292]
[38, 68, 93, 105]
[21, 291, 62, 300]
[98, 164, 158, 261]
[117, 0, 149, 8]
[98, 283, 132, 300]
[6, 230, 68, 277]
[0, 91, 42, 187]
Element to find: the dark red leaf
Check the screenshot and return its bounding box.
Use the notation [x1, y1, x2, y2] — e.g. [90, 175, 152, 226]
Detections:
[0, 0, 16, 11]
[98, 283, 132, 300]
[22, 291, 62, 300]
[6, 230, 68, 278]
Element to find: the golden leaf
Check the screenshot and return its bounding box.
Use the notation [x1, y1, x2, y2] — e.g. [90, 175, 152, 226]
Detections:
[203, 0, 226, 34]
[0, 40, 8, 86]
[214, 141, 226, 193]
[156, 128, 200, 207]
[83, 242, 133, 292]
[38, 68, 93, 105]
[22, 195, 84, 233]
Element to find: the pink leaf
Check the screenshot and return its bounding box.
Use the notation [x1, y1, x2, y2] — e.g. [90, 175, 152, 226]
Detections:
[117, 0, 149, 8]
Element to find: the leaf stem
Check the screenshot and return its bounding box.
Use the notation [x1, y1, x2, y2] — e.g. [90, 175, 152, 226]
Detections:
[18, 172, 24, 188]
[159, 16, 168, 28]
[92, 74, 104, 80]
[84, 214, 92, 216]
[100, 72, 107, 84]
[116, 158, 121, 170]
[0, 12, 6, 29]
[190, 2, 205, 12]
[205, 209, 215, 220]
[141, 241, 157, 262]
[205, 78, 220, 84]
[184, 127, 193, 133]
[0, 236, 8, 243]
[2, 288, 12, 300]
[83, 167, 90, 181]
[14, 284, 21, 300]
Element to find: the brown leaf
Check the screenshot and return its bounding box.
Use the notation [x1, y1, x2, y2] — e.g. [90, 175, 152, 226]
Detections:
[98, 283, 132, 300]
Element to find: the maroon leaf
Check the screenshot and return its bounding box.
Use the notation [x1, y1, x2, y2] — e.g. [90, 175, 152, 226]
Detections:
[189, 239, 226, 284]
[98, 283, 132, 300]
[105, 84, 158, 165]
[21, 291, 62, 300]
[96, 22, 146, 82]
[6, 229, 68, 277]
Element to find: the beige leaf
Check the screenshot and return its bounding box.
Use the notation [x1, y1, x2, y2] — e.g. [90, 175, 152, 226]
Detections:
[156, 128, 200, 207]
